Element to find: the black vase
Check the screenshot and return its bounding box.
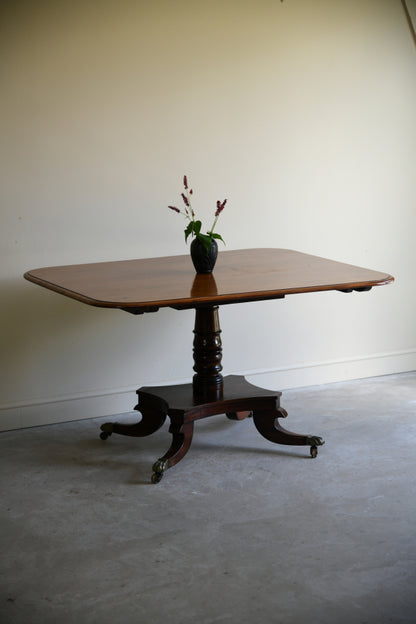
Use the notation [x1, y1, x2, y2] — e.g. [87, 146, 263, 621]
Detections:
[190, 238, 218, 274]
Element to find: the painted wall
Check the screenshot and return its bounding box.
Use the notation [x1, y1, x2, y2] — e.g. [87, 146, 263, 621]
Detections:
[1, 0, 415, 430]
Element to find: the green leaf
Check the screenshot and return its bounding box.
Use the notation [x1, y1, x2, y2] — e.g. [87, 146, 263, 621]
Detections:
[194, 220, 202, 236]
[211, 233, 225, 245]
[197, 233, 213, 253]
[184, 222, 194, 243]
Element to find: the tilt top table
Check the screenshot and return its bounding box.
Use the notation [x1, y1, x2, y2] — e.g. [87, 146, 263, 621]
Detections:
[24, 248, 393, 483]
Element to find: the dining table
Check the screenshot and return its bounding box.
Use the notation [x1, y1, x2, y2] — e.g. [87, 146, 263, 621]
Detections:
[24, 248, 394, 483]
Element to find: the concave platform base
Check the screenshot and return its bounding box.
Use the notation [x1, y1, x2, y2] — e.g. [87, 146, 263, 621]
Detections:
[100, 375, 324, 483]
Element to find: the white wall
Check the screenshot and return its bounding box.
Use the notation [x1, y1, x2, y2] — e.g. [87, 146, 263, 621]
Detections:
[1, 0, 415, 430]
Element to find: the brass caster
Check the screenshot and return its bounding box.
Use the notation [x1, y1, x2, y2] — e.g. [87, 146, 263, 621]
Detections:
[99, 423, 113, 440]
[151, 459, 168, 484]
[151, 472, 163, 484]
[306, 435, 324, 458]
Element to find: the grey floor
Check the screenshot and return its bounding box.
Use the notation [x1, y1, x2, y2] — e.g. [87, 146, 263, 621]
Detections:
[1, 372, 415, 624]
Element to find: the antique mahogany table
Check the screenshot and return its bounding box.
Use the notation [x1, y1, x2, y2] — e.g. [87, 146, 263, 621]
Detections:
[24, 248, 393, 482]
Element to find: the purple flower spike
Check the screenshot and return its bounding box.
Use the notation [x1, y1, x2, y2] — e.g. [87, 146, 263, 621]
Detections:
[168, 205, 180, 213]
[215, 199, 227, 217]
[181, 192, 190, 207]
[183, 175, 188, 189]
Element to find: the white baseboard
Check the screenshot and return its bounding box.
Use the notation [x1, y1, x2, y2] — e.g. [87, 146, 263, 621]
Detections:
[245, 349, 416, 391]
[1, 349, 415, 431]
[0, 389, 135, 432]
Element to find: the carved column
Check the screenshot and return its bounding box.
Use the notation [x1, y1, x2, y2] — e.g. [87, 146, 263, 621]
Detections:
[192, 306, 223, 400]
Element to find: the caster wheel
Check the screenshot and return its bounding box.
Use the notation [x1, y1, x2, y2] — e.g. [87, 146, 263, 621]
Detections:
[310, 446, 318, 459]
[151, 472, 163, 484]
[100, 424, 113, 440]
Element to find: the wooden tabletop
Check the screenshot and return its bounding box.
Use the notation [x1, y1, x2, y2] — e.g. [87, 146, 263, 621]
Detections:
[24, 248, 393, 313]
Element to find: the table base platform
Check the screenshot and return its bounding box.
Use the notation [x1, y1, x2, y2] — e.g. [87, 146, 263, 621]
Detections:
[99, 375, 324, 483]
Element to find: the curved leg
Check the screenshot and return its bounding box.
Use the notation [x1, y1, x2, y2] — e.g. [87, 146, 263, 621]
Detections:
[151, 417, 194, 483]
[253, 407, 324, 457]
[100, 404, 167, 440]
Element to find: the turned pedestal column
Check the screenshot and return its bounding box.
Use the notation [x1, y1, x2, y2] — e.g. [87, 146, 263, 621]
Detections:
[192, 305, 223, 401]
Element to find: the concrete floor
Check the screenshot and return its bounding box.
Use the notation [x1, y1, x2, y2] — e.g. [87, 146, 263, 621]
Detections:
[1, 372, 415, 624]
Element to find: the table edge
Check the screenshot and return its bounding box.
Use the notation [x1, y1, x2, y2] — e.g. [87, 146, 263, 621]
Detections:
[24, 269, 394, 311]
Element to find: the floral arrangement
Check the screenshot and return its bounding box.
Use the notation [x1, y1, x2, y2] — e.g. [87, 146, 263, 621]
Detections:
[168, 175, 227, 252]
